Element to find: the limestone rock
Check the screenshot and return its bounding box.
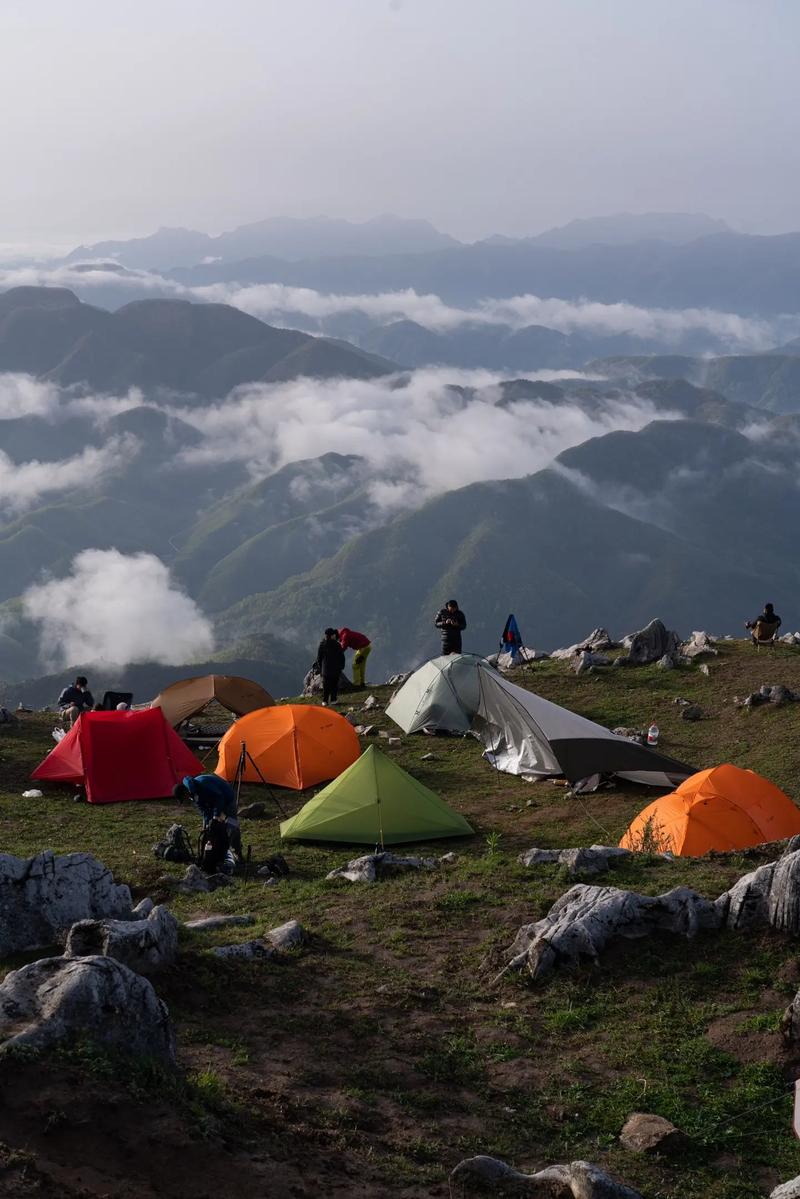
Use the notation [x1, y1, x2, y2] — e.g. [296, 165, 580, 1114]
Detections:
[717, 849, 800, 933]
[574, 651, 611, 675]
[0, 955, 175, 1063]
[326, 851, 439, 884]
[680, 631, 718, 660]
[448, 1155, 642, 1197]
[184, 914, 255, 932]
[65, 905, 179, 973]
[0, 851, 131, 957]
[619, 1112, 689, 1155]
[499, 883, 720, 983]
[158, 865, 232, 894]
[627, 619, 680, 666]
[771, 1177, 800, 1198]
[132, 897, 154, 918]
[519, 846, 632, 878]
[265, 919, 306, 951]
[552, 628, 616, 660]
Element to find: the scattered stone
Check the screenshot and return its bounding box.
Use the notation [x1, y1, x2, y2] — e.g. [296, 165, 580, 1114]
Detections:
[212, 939, 277, 961]
[238, 802, 267, 819]
[771, 1177, 800, 1199]
[519, 845, 632, 878]
[619, 1112, 689, 1155]
[739, 683, 800, 709]
[780, 633, 800, 647]
[303, 669, 354, 697]
[680, 704, 703, 721]
[699, 663, 710, 676]
[0, 956, 175, 1063]
[421, 751, 437, 761]
[627, 618, 681, 666]
[574, 651, 611, 675]
[680, 631, 718, 660]
[158, 865, 232, 894]
[327, 851, 439, 884]
[552, 628, 616, 660]
[356, 724, 377, 736]
[0, 851, 131, 957]
[362, 694, 379, 711]
[265, 919, 306, 951]
[448, 1155, 642, 1197]
[440, 852, 458, 864]
[388, 736, 401, 746]
[184, 914, 255, 931]
[65, 905, 179, 973]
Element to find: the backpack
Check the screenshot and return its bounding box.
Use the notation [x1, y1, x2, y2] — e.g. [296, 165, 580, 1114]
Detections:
[153, 823, 195, 863]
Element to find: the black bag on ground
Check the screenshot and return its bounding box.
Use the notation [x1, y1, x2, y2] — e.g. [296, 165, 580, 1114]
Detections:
[153, 823, 194, 863]
[198, 820, 231, 874]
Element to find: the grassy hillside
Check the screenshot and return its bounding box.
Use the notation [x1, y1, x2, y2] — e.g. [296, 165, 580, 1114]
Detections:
[2, 642, 800, 1196]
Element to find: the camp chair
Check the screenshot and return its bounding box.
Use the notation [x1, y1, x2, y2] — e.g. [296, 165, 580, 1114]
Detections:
[100, 690, 133, 709]
[751, 620, 780, 649]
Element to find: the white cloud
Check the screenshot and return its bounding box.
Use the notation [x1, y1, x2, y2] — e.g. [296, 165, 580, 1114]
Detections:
[0, 262, 794, 351]
[0, 435, 140, 516]
[23, 549, 214, 669]
[172, 368, 675, 505]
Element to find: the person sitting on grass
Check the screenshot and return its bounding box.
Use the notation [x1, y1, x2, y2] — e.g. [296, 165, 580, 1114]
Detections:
[172, 772, 242, 872]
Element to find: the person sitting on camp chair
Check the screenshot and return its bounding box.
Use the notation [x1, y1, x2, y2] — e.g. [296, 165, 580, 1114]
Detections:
[57, 676, 95, 727]
[746, 603, 782, 648]
[338, 627, 372, 688]
[172, 773, 242, 872]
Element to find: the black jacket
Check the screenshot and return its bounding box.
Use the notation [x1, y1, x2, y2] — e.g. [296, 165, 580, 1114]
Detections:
[57, 685, 94, 710]
[435, 607, 466, 653]
[316, 638, 345, 678]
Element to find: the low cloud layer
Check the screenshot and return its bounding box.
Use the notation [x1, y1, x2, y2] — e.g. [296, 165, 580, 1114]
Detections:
[22, 549, 215, 669]
[0, 262, 794, 352]
[0, 436, 139, 516]
[173, 368, 674, 505]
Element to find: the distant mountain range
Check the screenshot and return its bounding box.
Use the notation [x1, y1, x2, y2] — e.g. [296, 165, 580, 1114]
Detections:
[0, 286, 396, 397]
[169, 231, 800, 314]
[64, 214, 460, 270]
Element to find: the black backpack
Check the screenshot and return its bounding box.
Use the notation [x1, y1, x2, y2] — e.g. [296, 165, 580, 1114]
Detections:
[153, 823, 195, 863]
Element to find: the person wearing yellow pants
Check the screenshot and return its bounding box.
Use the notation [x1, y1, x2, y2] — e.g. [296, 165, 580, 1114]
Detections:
[338, 628, 372, 688]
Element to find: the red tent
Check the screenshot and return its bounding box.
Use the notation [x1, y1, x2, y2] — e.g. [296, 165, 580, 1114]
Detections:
[32, 709, 204, 805]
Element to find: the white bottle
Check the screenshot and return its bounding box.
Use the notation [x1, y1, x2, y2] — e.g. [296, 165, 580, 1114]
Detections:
[647, 722, 659, 746]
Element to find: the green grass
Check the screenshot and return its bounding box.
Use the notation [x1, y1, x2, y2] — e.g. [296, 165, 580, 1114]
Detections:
[2, 640, 800, 1196]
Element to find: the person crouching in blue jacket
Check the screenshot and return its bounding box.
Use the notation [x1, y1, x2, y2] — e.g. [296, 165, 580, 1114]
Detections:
[173, 773, 242, 873]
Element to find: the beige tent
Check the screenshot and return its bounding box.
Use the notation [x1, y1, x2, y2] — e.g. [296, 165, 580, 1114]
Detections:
[151, 674, 275, 728]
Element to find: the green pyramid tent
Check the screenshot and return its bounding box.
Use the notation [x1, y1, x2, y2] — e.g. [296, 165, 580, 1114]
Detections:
[279, 745, 474, 846]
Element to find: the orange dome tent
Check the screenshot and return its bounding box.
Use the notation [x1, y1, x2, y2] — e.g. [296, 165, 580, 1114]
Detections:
[620, 764, 800, 857]
[215, 704, 360, 791]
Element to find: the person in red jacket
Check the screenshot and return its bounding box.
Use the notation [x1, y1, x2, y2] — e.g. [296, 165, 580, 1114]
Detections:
[339, 627, 372, 688]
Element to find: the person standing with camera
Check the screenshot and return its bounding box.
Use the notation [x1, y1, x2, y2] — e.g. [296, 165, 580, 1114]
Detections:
[435, 599, 467, 655]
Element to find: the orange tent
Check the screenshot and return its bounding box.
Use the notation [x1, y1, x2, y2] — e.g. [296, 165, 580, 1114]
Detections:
[215, 704, 360, 791]
[620, 764, 800, 856]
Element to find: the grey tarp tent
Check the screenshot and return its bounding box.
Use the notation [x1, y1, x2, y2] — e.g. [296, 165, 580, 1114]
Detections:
[385, 654, 488, 735]
[473, 669, 693, 788]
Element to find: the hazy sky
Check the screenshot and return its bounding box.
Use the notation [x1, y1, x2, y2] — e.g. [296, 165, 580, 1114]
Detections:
[1, 0, 798, 245]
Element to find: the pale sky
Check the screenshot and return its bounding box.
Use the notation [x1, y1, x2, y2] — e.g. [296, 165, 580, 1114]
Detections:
[1, 0, 798, 245]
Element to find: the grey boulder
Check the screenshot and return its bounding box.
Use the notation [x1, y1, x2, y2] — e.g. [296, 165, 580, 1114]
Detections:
[326, 851, 439, 883]
[627, 619, 680, 665]
[619, 1112, 689, 1155]
[65, 905, 179, 973]
[0, 851, 131, 957]
[0, 955, 175, 1063]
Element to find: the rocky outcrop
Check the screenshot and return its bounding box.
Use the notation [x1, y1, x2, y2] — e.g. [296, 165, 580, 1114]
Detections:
[448, 1155, 642, 1197]
[771, 1177, 800, 1198]
[65, 905, 179, 973]
[519, 846, 632, 878]
[626, 619, 681, 666]
[213, 919, 307, 959]
[680, 631, 718, 660]
[619, 1112, 689, 1155]
[158, 864, 232, 893]
[0, 955, 175, 1063]
[266, 919, 306, 951]
[498, 883, 719, 983]
[499, 849, 800, 983]
[737, 684, 800, 709]
[0, 852, 131, 957]
[184, 914, 255, 932]
[326, 852, 439, 884]
[551, 628, 616, 661]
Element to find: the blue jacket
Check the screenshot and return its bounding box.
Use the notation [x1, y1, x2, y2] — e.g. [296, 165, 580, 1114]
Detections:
[183, 774, 237, 821]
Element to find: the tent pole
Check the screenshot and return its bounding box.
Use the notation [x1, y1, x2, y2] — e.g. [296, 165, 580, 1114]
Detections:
[241, 743, 286, 815]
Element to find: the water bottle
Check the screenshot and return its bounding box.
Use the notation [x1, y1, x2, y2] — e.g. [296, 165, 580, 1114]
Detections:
[647, 721, 659, 746]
